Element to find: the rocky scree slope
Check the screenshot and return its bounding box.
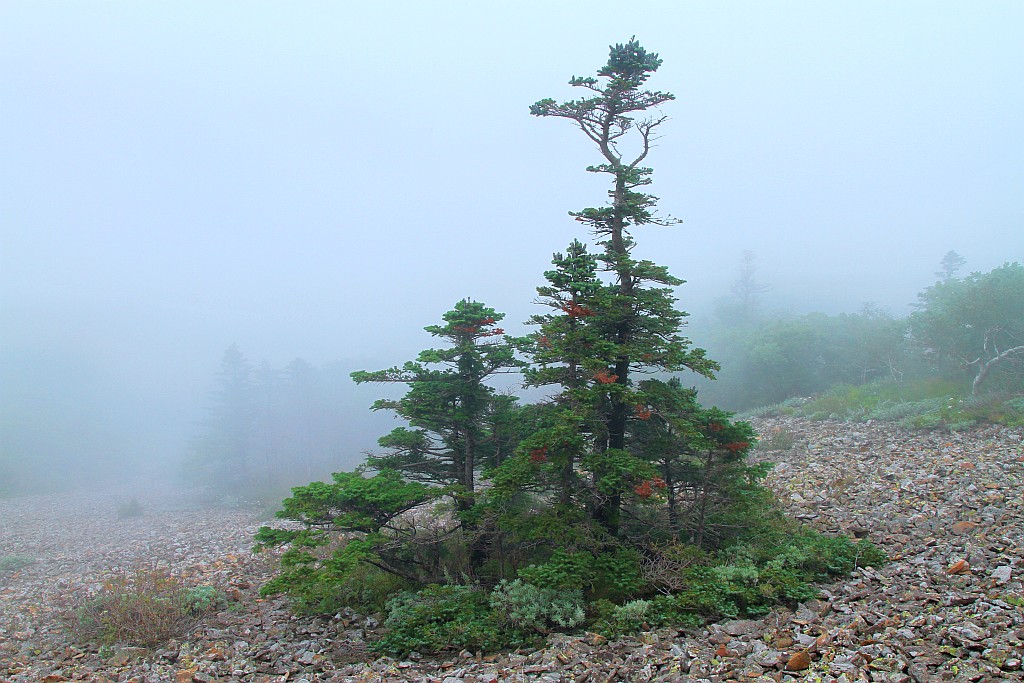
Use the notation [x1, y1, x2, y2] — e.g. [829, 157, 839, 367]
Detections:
[0, 417, 1021, 682]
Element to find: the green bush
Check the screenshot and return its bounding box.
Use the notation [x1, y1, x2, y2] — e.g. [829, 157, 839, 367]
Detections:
[374, 580, 590, 655]
[334, 562, 412, 614]
[990, 396, 1024, 426]
[587, 531, 886, 639]
[257, 536, 408, 616]
[516, 546, 645, 602]
[0, 554, 35, 572]
[592, 548, 646, 600]
[795, 379, 953, 421]
[593, 598, 655, 633]
[116, 498, 144, 519]
[182, 584, 227, 613]
[374, 584, 535, 656]
[489, 579, 585, 632]
[517, 550, 595, 591]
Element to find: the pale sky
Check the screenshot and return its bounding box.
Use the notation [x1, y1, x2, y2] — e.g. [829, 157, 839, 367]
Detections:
[2, 1, 1022, 476]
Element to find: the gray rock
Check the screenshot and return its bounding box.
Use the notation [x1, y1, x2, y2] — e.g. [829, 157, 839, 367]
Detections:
[721, 619, 760, 636]
[991, 565, 1012, 584]
[949, 623, 988, 645]
[752, 649, 783, 667]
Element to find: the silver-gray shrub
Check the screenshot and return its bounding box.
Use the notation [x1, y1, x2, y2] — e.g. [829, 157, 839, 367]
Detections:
[489, 579, 585, 632]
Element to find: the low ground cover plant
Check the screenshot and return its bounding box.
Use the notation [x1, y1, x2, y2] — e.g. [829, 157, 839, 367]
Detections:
[0, 553, 35, 572]
[786, 380, 1024, 429]
[325, 525, 884, 656]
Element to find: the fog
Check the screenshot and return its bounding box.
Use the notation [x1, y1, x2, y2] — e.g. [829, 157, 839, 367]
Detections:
[2, 2, 1021, 494]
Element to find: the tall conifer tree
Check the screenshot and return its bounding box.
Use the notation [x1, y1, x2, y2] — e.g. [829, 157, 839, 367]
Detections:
[530, 39, 716, 534]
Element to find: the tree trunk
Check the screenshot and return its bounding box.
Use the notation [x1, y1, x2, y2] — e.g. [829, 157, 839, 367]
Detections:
[665, 465, 678, 534]
[693, 451, 715, 548]
[971, 345, 1024, 396]
[591, 171, 634, 537]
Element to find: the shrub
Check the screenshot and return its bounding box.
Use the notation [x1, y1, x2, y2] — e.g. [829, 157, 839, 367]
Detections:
[374, 584, 535, 656]
[61, 568, 219, 647]
[517, 550, 595, 591]
[182, 584, 227, 613]
[756, 426, 797, 451]
[116, 498, 144, 519]
[600, 598, 653, 632]
[786, 379, 1024, 429]
[0, 554, 35, 572]
[332, 562, 412, 614]
[257, 532, 416, 616]
[638, 542, 710, 593]
[990, 396, 1024, 427]
[591, 594, 704, 636]
[591, 547, 646, 600]
[489, 579, 585, 632]
[516, 546, 645, 602]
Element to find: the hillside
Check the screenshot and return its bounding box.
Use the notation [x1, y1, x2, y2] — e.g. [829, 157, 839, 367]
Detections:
[1, 418, 1021, 682]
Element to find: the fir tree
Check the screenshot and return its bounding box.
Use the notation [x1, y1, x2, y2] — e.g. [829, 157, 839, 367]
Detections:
[530, 39, 716, 534]
[351, 300, 522, 512]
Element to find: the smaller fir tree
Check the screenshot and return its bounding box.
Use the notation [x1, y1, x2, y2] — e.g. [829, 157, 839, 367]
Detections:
[352, 300, 523, 513]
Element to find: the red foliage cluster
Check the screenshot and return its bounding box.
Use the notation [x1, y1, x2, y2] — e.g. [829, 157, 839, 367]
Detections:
[529, 447, 548, 463]
[633, 404, 653, 420]
[451, 322, 504, 337]
[634, 477, 667, 499]
[593, 370, 618, 385]
[538, 335, 552, 348]
[724, 441, 750, 453]
[707, 422, 724, 432]
[559, 302, 595, 318]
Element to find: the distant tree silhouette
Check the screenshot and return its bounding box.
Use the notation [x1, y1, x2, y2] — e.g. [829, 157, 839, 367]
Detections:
[935, 250, 967, 282]
[185, 344, 255, 495]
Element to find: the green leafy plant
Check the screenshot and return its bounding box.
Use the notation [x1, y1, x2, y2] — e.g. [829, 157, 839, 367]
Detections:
[374, 584, 535, 656]
[594, 598, 655, 633]
[517, 549, 597, 591]
[182, 584, 226, 613]
[489, 579, 585, 632]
